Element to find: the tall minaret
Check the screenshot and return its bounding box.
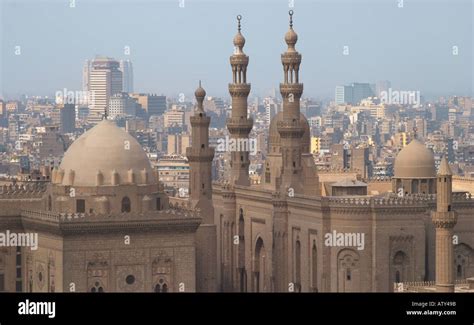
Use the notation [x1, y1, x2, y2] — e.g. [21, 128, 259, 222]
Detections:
[187, 81, 214, 218]
[186, 82, 217, 292]
[432, 156, 457, 292]
[278, 10, 304, 193]
[227, 15, 253, 186]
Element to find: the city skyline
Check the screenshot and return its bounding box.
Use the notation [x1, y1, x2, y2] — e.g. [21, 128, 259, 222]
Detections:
[1, 0, 472, 100]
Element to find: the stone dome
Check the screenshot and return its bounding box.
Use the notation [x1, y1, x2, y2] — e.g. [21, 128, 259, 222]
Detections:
[268, 111, 310, 153]
[194, 84, 206, 99]
[394, 139, 436, 179]
[285, 28, 298, 47]
[233, 32, 245, 49]
[57, 120, 155, 186]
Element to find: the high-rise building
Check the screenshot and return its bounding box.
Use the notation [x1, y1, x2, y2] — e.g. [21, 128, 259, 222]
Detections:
[82, 60, 91, 92]
[335, 85, 353, 105]
[164, 106, 184, 128]
[167, 133, 190, 155]
[38, 126, 66, 161]
[352, 83, 375, 104]
[335, 83, 375, 105]
[60, 103, 75, 134]
[130, 93, 167, 117]
[119, 59, 134, 93]
[376, 80, 391, 97]
[108, 93, 138, 119]
[0, 99, 6, 117]
[86, 56, 123, 124]
[263, 97, 279, 126]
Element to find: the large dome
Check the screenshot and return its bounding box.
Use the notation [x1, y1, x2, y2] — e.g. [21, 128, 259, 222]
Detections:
[394, 139, 436, 179]
[58, 120, 155, 186]
[268, 111, 310, 153]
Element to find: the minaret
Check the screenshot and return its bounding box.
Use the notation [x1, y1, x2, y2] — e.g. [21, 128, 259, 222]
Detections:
[432, 156, 457, 292]
[278, 10, 304, 193]
[227, 15, 253, 186]
[186, 82, 217, 292]
[187, 81, 214, 216]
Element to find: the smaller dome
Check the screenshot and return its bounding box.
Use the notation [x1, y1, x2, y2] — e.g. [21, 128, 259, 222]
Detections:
[194, 84, 206, 99]
[233, 32, 245, 49]
[394, 139, 436, 179]
[285, 28, 298, 47]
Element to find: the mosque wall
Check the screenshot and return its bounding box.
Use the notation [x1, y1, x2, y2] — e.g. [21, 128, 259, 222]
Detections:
[62, 231, 196, 292]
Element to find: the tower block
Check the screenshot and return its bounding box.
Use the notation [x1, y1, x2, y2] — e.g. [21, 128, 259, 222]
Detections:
[227, 15, 253, 186]
[186, 82, 217, 292]
[432, 157, 457, 292]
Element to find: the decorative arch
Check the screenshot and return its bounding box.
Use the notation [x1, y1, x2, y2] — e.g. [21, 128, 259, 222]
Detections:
[337, 249, 360, 292]
[238, 208, 246, 292]
[391, 250, 409, 285]
[294, 239, 301, 292]
[455, 243, 473, 280]
[121, 196, 131, 213]
[311, 240, 318, 292]
[253, 237, 266, 292]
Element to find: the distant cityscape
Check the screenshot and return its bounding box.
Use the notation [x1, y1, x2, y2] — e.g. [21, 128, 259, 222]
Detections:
[0, 55, 472, 191]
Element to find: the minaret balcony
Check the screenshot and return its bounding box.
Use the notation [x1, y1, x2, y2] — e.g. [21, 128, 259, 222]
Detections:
[281, 53, 302, 64]
[190, 115, 211, 126]
[280, 83, 303, 97]
[186, 147, 215, 162]
[226, 117, 253, 135]
[230, 55, 249, 65]
[432, 211, 457, 228]
[228, 83, 251, 96]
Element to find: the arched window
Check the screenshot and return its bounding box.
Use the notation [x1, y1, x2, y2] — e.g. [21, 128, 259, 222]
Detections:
[295, 240, 301, 292]
[154, 279, 169, 293]
[90, 281, 104, 293]
[121, 197, 131, 213]
[457, 264, 462, 278]
[254, 238, 266, 292]
[395, 271, 401, 283]
[238, 209, 246, 292]
[312, 241, 317, 292]
[47, 195, 52, 211]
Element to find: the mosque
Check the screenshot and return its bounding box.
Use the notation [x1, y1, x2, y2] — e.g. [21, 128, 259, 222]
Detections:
[0, 11, 473, 293]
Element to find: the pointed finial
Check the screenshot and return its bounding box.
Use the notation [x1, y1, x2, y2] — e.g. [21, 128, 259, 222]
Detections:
[289, 10, 293, 28]
[237, 15, 242, 32]
[233, 15, 246, 50]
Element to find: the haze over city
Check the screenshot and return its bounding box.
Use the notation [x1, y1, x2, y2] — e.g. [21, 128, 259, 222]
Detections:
[1, 0, 472, 100]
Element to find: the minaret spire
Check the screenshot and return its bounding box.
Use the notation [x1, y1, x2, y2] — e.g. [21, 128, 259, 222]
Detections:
[227, 14, 253, 186]
[278, 10, 304, 192]
[186, 82, 218, 292]
[432, 155, 457, 292]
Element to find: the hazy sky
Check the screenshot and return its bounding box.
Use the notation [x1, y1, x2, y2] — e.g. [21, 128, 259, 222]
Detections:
[0, 0, 472, 100]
